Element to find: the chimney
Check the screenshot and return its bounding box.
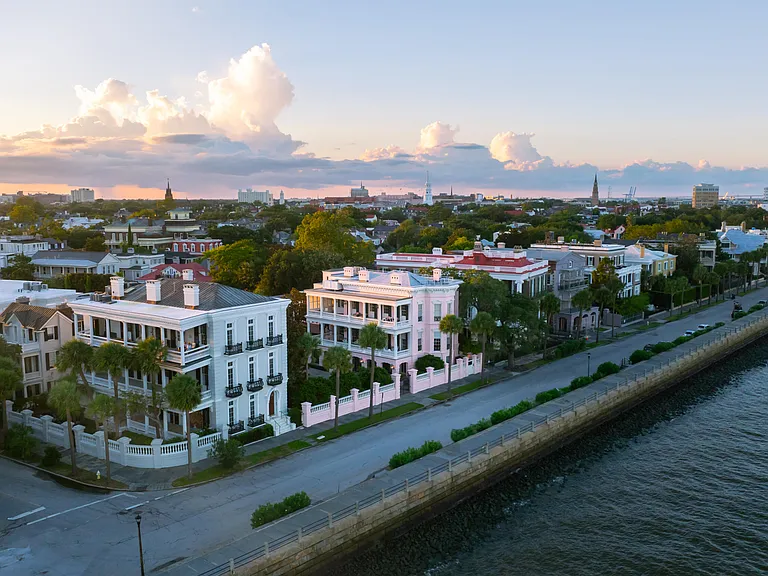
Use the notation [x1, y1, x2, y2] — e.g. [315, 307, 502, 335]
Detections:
[181, 269, 194, 281]
[640, 245, 645, 258]
[557, 236, 565, 244]
[389, 272, 402, 285]
[432, 247, 443, 255]
[146, 279, 162, 304]
[183, 283, 200, 309]
[741, 221, 746, 232]
[15, 296, 30, 305]
[664, 243, 669, 253]
[473, 241, 483, 252]
[593, 239, 602, 246]
[343, 266, 356, 277]
[358, 269, 369, 282]
[433, 268, 442, 282]
[110, 276, 125, 299]
[497, 242, 506, 249]
[721, 221, 727, 232]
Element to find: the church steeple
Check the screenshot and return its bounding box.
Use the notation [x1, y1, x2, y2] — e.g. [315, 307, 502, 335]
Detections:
[165, 179, 173, 201]
[591, 174, 599, 206]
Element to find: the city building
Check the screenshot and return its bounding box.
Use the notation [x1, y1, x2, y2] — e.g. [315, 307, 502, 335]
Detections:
[624, 244, 677, 277]
[238, 188, 273, 204]
[115, 252, 166, 281]
[350, 183, 369, 198]
[164, 179, 173, 202]
[279, 190, 285, 205]
[0, 236, 49, 269]
[0, 280, 77, 316]
[0, 300, 74, 398]
[61, 216, 104, 230]
[305, 267, 462, 376]
[138, 263, 211, 282]
[692, 183, 719, 208]
[424, 173, 433, 206]
[716, 222, 767, 274]
[31, 251, 121, 278]
[70, 188, 96, 203]
[591, 174, 599, 206]
[103, 217, 170, 252]
[68, 277, 292, 439]
[376, 244, 549, 297]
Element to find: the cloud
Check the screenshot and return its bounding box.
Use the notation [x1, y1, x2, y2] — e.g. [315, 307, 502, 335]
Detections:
[489, 132, 543, 165]
[418, 121, 458, 150]
[359, 145, 411, 161]
[192, 6, 200, 13]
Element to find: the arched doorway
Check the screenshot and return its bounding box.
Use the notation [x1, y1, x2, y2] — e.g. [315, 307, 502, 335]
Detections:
[268, 390, 277, 417]
[558, 317, 567, 332]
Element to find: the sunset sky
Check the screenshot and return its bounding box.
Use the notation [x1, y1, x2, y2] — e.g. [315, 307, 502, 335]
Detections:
[2, 0, 767, 200]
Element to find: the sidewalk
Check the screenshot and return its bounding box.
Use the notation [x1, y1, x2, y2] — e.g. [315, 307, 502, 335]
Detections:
[67, 364, 508, 490]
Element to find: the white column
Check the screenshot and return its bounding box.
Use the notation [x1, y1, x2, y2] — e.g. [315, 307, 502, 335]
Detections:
[89, 316, 94, 345]
[123, 321, 128, 346]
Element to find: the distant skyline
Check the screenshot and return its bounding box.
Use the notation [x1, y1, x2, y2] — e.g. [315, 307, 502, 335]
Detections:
[2, 1, 768, 199]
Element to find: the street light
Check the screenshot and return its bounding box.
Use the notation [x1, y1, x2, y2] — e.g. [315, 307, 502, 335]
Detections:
[587, 352, 591, 378]
[135, 513, 145, 576]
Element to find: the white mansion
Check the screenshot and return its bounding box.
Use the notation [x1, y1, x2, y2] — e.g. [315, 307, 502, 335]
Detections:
[67, 275, 293, 439]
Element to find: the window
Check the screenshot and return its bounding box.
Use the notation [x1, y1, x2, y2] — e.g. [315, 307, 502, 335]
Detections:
[447, 302, 453, 315]
[249, 356, 255, 381]
[226, 322, 233, 346]
[227, 361, 234, 386]
[248, 319, 254, 342]
[45, 352, 56, 371]
[433, 331, 442, 352]
[268, 352, 275, 377]
[308, 295, 321, 311]
[268, 315, 274, 338]
[433, 303, 442, 322]
[664, 261, 668, 270]
[587, 256, 594, 266]
[568, 260, 573, 269]
[169, 412, 181, 426]
[417, 331, 423, 352]
[417, 303, 423, 322]
[228, 400, 235, 425]
[24, 356, 39, 374]
[249, 394, 256, 419]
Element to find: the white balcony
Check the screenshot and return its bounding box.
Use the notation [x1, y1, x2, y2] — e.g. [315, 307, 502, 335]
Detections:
[308, 309, 410, 329]
[21, 341, 40, 353]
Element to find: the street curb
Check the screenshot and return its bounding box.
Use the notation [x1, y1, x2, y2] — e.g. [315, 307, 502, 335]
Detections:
[0, 453, 127, 493]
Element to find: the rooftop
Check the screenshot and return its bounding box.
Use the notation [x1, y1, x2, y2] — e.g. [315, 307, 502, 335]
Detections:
[0, 302, 72, 329]
[122, 278, 276, 311]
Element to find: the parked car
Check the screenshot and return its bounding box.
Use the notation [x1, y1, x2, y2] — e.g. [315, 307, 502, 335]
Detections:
[697, 324, 710, 330]
[759, 300, 766, 306]
[643, 344, 655, 352]
[683, 330, 696, 337]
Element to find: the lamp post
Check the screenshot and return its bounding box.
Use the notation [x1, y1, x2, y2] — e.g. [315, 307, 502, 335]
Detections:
[135, 513, 145, 576]
[587, 352, 591, 378]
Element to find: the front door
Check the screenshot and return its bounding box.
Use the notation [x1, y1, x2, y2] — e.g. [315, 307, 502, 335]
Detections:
[268, 391, 276, 417]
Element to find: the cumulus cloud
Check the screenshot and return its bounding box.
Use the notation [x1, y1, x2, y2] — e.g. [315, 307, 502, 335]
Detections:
[489, 132, 543, 164]
[359, 145, 411, 161]
[418, 121, 458, 150]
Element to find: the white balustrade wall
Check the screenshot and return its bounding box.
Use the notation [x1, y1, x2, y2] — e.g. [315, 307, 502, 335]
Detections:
[4, 401, 220, 470]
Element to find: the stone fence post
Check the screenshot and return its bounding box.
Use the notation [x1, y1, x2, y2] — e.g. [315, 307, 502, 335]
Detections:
[95, 430, 107, 460]
[329, 395, 337, 420]
[21, 409, 33, 428]
[40, 414, 54, 443]
[5, 400, 12, 427]
[372, 382, 381, 406]
[393, 373, 401, 399]
[408, 369, 418, 393]
[350, 388, 359, 411]
[117, 436, 131, 466]
[151, 438, 163, 468]
[72, 424, 85, 455]
[301, 402, 312, 428]
[189, 432, 200, 462]
[427, 367, 435, 389]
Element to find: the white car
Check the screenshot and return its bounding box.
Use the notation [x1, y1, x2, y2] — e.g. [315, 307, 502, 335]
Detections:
[697, 324, 710, 330]
[683, 330, 696, 337]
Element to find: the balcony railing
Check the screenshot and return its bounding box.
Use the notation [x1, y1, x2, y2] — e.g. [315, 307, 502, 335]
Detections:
[228, 421, 245, 435]
[267, 373, 283, 386]
[224, 384, 243, 398]
[246, 378, 264, 392]
[266, 335, 283, 347]
[246, 339, 264, 351]
[224, 343, 243, 355]
[248, 414, 265, 427]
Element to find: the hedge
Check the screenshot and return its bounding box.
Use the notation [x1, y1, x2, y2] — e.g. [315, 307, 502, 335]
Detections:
[251, 492, 311, 529]
[651, 341, 675, 354]
[490, 400, 535, 425]
[554, 339, 586, 359]
[594, 362, 621, 377]
[233, 424, 274, 446]
[629, 349, 654, 364]
[451, 418, 492, 442]
[733, 311, 747, 319]
[414, 354, 445, 374]
[568, 376, 593, 390]
[389, 440, 443, 469]
[535, 388, 563, 403]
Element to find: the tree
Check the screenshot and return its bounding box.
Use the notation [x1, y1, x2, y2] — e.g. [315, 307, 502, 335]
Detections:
[469, 311, 495, 383]
[705, 271, 721, 304]
[439, 314, 464, 396]
[256, 249, 347, 296]
[592, 257, 618, 288]
[604, 276, 626, 338]
[294, 211, 374, 264]
[56, 340, 94, 398]
[692, 265, 707, 306]
[2, 254, 35, 280]
[296, 332, 320, 380]
[665, 276, 690, 317]
[592, 286, 613, 343]
[84, 236, 106, 252]
[322, 346, 352, 430]
[92, 343, 132, 433]
[165, 373, 202, 479]
[9, 204, 37, 225]
[0, 336, 21, 364]
[126, 223, 133, 248]
[572, 289, 593, 338]
[87, 394, 116, 484]
[385, 219, 420, 250]
[538, 293, 561, 357]
[458, 270, 509, 319]
[48, 376, 81, 475]
[0, 356, 23, 432]
[358, 323, 387, 419]
[205, 239, 269, 291]
[125, 337, 167, 438]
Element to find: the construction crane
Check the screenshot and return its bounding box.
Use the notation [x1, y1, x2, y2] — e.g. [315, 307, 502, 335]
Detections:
[624, 186, 637, 203]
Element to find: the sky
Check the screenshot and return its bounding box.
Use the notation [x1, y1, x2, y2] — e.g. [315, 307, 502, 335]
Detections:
[1, 0, 767, 200]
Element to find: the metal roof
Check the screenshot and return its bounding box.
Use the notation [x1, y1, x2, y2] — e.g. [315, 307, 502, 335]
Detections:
[122, 278, 277, 311]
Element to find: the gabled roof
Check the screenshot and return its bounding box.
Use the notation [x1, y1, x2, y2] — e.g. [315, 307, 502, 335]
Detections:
[455, 251, 540, 269]
[0, 302, 72, 329]
[31, 250, 114, 264]
[718, 229, 766, 255]
[137, 263, 211, 282]
[122, 278, 276, 310]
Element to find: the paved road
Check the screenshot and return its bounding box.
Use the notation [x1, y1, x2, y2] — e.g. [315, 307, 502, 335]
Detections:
[0, 290, 764, 576]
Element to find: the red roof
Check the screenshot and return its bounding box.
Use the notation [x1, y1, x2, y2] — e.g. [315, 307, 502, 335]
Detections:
[138, 263, 211, 282]
[456, 252, 540, 269]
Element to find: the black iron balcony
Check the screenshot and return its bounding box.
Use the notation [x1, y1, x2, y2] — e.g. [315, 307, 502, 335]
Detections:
[248, 414, 265, 427]
[224, 384, 243, 398]
[246, 378, 264, 392]
[267, 373, 283, 386]
[266, 334, 283, 347]
[224, 343, 243, 355]
[246, 338, 264, 351]
[228, 420, 245, 435]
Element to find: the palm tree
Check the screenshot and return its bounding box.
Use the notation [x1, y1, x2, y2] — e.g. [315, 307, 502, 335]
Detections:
[131, 337, 168, 438]
[358, 323, 387, 418]
[92, 342, 131, 434]
[469, 311, 495, 383]
[296, 332, 320, 379]
[604, 276, 626, 338]
[692, 265, 707, 306]
[572, 288, 593, 338]
[706, 271, 720, 304]
[593, 286, 613, 344]
[0, 357, 22, 433]
[322, 346, 352, 430]
[56, 340, 94, 398]
[165, 373, 202, 479]
[48, 376, 81, 475]
[439, 314, 464, 397]
[538, 293, 561, 358]
[87, 394, 116, 484]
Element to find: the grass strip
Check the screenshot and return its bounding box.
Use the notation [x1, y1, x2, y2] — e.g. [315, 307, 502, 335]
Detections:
[312, 402, 422, 442]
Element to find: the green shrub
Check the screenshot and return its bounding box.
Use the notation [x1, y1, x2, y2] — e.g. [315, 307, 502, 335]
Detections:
[715, 322, 725, 328]
[749, 304, 764, 313]
[594, 362, 621, 377]
[450, 418, 492, 442]
[251, 491, 311, 529]
[210, 437, 245, 469]
[673, 336, 691, 346]
[6, 425, 38, 460]
[233, 424, 274, 445]
[41, 446, 61, 467]
[535, 388, 563, 403]
[389, 440, 443, 469]
[569, 376, 593, 390]
[651, 341, 675, 354]
[358, 366, 393, 387]
[733, 310, 747, 319]
[490, 400, 535, 425]
[629, 349, 654, 364]
[554, 339, 586, 359]
[414, 354, 445, 374]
